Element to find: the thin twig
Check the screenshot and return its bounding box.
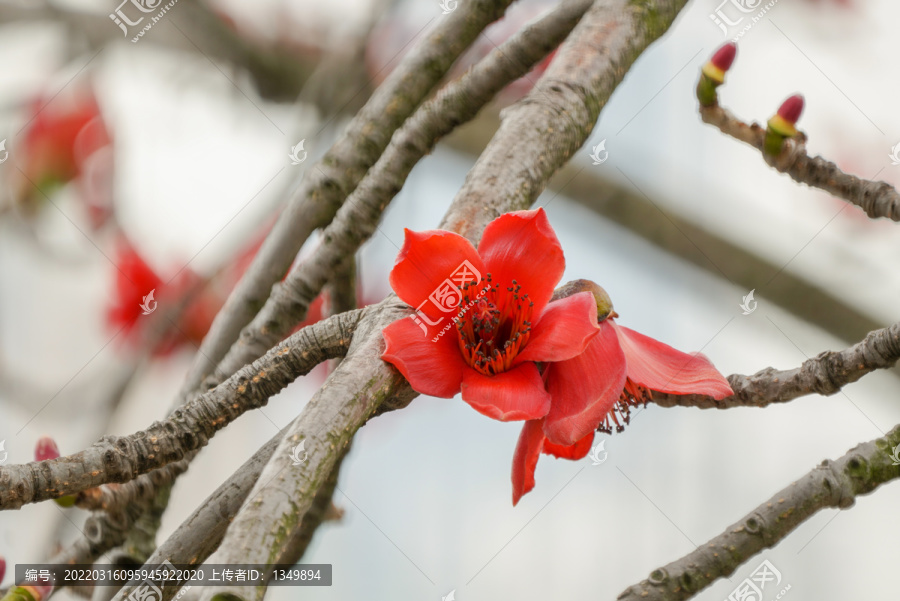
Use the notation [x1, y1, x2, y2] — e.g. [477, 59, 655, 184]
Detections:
[699, 103, 900, 221]
[617, 423, 900, 600]
[0, 309, 364, 510]
[652, 320, 900, 409]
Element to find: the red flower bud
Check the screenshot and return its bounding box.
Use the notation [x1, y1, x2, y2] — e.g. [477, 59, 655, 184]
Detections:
[711, 42, 737, 72]
[0, 556, 6, 583]
[698, 43, 737, 105]
[777, 94, 804, 125]
[701, 42, 737, 84]
[34, 437, 60, 462]
[766, 94, 805, 154]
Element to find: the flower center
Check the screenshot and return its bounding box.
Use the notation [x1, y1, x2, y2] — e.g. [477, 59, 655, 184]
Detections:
[456, 275, 534, 376]
[597, 379, 651, 434]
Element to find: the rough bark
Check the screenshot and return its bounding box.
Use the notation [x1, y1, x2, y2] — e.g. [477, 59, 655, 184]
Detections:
[440, 0, 691, 242]
[0, 309, 363, 509]
[109, 434, 283, 601]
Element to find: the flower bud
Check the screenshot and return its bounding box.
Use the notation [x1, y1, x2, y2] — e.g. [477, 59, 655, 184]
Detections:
[703, 43, 737, 84]
[697, 43, 737, 106]
[0, 556, 6, 583]
[34, 437, 59, 462]
[551, 279, 616, 322]
[765, 94, 804, 155]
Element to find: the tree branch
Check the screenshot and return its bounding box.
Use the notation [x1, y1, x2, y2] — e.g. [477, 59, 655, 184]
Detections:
[699, 102, 900, 222]
[200, 0, 595, 391]
[440, 0, 689, 241]
[0, 309, 363, 510]
[617, 422, 900, 601]
[175, 0, 519, 404]
[109, 433, 283, 601]
[197, 2, 692, 600]
[652, 320, 900, 409]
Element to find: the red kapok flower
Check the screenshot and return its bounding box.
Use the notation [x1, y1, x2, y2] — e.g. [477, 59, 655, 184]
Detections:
[381, 208, 601, 421]
[107, 239, 166, 337]
[13, 88, 114, 228]
[19, 92, 109, 187]
[511, 281, 732, 505]
[106, 238, 201, 355]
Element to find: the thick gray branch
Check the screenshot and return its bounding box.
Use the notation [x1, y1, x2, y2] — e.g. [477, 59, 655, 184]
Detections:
[652, 321, 900, 409]
[198, 297, 415, 601]
[197, 2, 691, 600]
[441, 0, 690, 242]
[110, 434, 282, 601]
[202, 0, 594, 390]
[699, 103, 900, 222]
[176, 0, 519, 403]
[0, 309, 363, 510]
[617, 423, 900, 600]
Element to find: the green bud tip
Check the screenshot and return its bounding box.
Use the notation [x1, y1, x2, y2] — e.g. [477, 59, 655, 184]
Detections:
[767, 94, 804, 138]
[701, 42, 737, 85]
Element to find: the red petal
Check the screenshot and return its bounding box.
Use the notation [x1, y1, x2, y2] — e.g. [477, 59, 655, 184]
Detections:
[477, 208, 564, 317]
[389, 229, 485, 326]
[542, 320, 627, 446]
[542, 430, 594, 460]
[382, 317, 467, 398]
[613, 323, 733, 398]
[107, 240, 164, 334]
[512, 419, 545, 505]
[514, 292, 599, 365]
[460, 362, 550, 421]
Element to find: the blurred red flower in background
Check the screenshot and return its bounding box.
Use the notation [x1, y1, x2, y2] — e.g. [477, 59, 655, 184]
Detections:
[12, 87, 114, 228]
[106, 233, 326, 357]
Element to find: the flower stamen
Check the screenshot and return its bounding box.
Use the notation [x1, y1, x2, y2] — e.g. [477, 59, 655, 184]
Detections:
[597, 379, 652, 434]
[456, 276, 534, 376]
